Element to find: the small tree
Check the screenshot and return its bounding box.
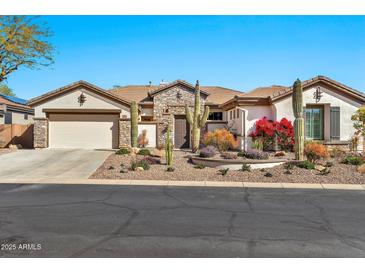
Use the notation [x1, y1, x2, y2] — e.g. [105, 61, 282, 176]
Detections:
[137, 129, 149, 148]
[0, 16, 54, 83]
[0, 84, 15, 96]
[351, 106, 365, 137]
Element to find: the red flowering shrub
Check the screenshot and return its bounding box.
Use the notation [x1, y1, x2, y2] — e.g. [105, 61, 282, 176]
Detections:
[249, 117, 294, 151]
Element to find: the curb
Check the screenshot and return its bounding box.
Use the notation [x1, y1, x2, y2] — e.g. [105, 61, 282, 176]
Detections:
[0, 178, 364, 190]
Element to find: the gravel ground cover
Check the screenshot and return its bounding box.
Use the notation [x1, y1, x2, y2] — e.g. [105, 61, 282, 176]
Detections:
[90, 150, 365, 184]
[0, 149, 13, 156]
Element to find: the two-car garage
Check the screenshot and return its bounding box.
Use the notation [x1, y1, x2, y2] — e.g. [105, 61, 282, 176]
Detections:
[28, 81, 132, 150]
[48, 113, 119, 149]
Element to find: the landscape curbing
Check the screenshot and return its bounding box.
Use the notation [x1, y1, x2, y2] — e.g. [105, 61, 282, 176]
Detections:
[0, 178, 364, 190]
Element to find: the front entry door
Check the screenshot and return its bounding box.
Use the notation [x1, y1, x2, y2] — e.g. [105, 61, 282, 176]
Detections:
[174, 115, 190, 149]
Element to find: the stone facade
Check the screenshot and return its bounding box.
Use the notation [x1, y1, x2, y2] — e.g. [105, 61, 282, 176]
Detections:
[33, 118, 48, 148]
[153, 84, 207, 148]
[119, 119, 131, 147]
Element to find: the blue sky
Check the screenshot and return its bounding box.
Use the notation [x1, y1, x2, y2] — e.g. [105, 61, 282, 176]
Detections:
[6, 16, 365, 99]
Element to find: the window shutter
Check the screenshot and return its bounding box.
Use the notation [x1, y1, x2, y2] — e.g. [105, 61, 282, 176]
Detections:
[330, 107, 340, 140]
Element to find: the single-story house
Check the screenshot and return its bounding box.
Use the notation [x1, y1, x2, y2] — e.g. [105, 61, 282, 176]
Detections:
[0, 94, 34, 125]
[27, 76, 365, 151]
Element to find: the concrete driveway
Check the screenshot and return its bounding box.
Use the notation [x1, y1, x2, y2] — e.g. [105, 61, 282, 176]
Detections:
[0, 149, 112, 180]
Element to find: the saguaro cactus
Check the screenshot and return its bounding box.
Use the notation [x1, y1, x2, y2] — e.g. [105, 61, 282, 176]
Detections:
[292, 79, 305, 160]
[131, 101, 138, 147]
[165, 118, 173, 167]
[185, 80, 210, 152]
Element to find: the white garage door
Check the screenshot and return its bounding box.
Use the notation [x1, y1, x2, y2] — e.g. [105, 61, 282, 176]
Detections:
[49, 113, 119, 149]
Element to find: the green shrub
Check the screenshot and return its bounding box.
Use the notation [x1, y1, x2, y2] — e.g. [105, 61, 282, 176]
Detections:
[194, 164, 206, 169]
[116, 147, 130, 155]
[264, 172, 273, 177]
[166, 166, 175, 172]
[283, 162, 294, 174]
[240, 163, 251, 172]
[237, 151, 245, 157]
[131, 160, 150, 171]
[138, 148, 151, 156]
[284, 162, 294, 170]
[218, 168, 229, 176]
[297, 160, 315, 170]
[342, 155, 364, 165]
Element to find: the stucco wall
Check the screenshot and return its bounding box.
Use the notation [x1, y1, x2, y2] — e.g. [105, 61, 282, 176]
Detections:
[10, 111, 34, 125]
[34, 88, 130, 118]
[273, 85, 362, 142]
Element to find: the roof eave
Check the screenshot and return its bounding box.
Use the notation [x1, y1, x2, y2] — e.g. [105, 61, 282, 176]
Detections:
[27, 81, 132, 108]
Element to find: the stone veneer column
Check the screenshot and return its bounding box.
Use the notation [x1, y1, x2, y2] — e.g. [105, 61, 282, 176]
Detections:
[33, 118, 48, 148]
[119, 118, 131, 147]
[157, 114, 173, 148]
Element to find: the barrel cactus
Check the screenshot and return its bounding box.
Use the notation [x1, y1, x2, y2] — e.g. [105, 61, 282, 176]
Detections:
[165, 118, 173, 167]
[185, 80, 210, 152]
[292, 79, 305, 160]
[131, 101, 138, 148]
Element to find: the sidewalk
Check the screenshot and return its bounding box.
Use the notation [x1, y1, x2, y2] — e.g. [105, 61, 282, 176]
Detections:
[0, 178, 364, 190]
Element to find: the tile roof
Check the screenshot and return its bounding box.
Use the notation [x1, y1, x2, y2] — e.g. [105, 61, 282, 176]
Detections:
[108, 84, 244, 105]
[244, 85, 287, 98]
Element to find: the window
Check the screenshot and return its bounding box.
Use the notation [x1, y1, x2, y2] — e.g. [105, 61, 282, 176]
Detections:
[233, 109, 236, 119]
[208, 112, 223, 121]
[230, 111, 232, 120]
[24, 114, 28, 120]
[305, 107, 324, 140]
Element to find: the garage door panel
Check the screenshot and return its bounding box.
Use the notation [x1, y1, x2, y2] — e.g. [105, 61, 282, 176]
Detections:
[49, 114, 118, 149]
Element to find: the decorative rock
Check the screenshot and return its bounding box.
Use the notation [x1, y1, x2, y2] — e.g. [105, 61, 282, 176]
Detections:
[274, 151, 286, 157]
[315, 165, 326, 171]
[8, 144, 19, 150]
[136, 167, 144, 171]
[151, 148, 165, 158]
[357, 164, 365, 174]
[130, 147, 140, 155]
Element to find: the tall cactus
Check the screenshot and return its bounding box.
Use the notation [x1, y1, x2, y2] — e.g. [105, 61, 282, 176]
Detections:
[165, 118, 173, 167]
[292, 79, 305, 160]
[131, 101, 138, 148]
[185, 80, 210, 152]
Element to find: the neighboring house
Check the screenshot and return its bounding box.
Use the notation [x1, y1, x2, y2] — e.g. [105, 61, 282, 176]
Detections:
[28, 76, 365, 151]
[0, 94, 34, 125]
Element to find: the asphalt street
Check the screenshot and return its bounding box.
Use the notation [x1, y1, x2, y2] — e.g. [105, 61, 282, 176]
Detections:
[0, 183, 364, 257]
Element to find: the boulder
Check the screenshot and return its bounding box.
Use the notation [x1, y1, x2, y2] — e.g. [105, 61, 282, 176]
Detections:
[130, 147, 140, 155]
[315, 165, 326, 171]
[9, 144, 22, 150]
[151, 148, 165, 158]
[357, 164, 365, 174]
[136, 167, 144, 171]
[274, 151, 286, 157]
